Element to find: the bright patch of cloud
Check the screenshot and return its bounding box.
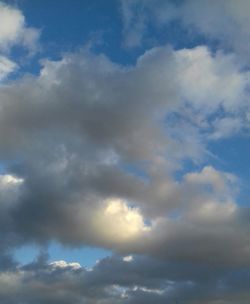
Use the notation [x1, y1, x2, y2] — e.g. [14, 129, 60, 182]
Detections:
[49, 260, 81, 270]
[0, 1, 39, 53]
[123, 255, 134, 262]
[0, 174, 24, 208]
[94, 198, 150, 243]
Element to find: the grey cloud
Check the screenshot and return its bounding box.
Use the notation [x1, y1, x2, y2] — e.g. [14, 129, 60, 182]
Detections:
[0, 36, 249, 304]
[0, 255, 250, 304]
[0, 1, 250, 303]
[0, 46, 248, 258]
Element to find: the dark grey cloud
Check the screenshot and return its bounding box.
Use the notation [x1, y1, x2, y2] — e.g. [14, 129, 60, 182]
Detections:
[0, 254, 250, 304]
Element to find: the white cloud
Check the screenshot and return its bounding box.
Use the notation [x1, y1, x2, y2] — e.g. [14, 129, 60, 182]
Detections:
[0, 174, 24, 208]
[175, 46, 248, 112]
[92, 198, 151, 244]
[123, 255, 134, 262]
[0, 2, 24, 49]
[0, 174, 23, 185]
[49, 260, 81, 270]
[0, 1, 39, 53]
[0, 55, 17, 81]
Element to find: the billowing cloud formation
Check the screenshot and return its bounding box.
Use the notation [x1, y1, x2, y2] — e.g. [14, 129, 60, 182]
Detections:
[0, 45, 248, 251]
[0, 44, 249, 265]
[0, 1, 39, 52]
[0, 1, 250, 303]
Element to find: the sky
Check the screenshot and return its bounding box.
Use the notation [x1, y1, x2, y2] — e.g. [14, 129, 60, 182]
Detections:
[0, 0, 250, 303]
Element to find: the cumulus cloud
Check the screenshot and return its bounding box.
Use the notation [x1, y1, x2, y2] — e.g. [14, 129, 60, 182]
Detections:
[0, 43, 248, 249]
[0, 45, 248, 274]
[175, 47, 248, 112]
[0, 2, 250, 302]
[93, 198, 150, 243]
[0, 1, 39, 53]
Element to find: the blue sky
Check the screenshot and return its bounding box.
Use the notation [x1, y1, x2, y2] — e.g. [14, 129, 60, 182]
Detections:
[14, 242, 111, 268]
[1, 1, 250, 303]
[5, 0, 214, 70]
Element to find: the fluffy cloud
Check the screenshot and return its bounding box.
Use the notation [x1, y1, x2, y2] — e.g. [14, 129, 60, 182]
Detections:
[0, 1, 39, 53]
[0, 3, 250, 302]
[175, 47, 248, 112]
[0, 45, 248, 267]
[92, 198, 150, 243]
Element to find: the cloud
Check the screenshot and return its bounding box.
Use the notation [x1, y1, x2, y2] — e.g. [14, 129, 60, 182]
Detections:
[0, 45, 248, 256]
[0, 1, 40, 53]
[120, 0, 177, 48]
[209, 117, 244, 140]
[0, 1, 25, 49]
[0, 17, 249, 301]
[49, 260, 81, 270]
[0, 1, 249, 303]
[120, 0, 250, 64]
[180, 0, 250, 64]
[92, 198, 150, 243]
[0, 255, 250, 303]
[175, 46, 248, 112]
[0, 173, 24, 209]
[0, 55, 17, 81]
[0, 2, 40, 84]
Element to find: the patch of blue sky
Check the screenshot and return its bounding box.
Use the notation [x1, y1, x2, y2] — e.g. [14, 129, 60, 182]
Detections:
[174, 158, 201, 182]
[13, 0, 125, 66]
[13, 241, 112, 269]
[0, 1, 110, 77]
[143, 16, 212, 50]
[47, 242, 112, 268]
[13, 244, 41, 265]
[0, 162, 7, 174]
[208, 135, 250, 207]
[5, 0, 222, 78]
